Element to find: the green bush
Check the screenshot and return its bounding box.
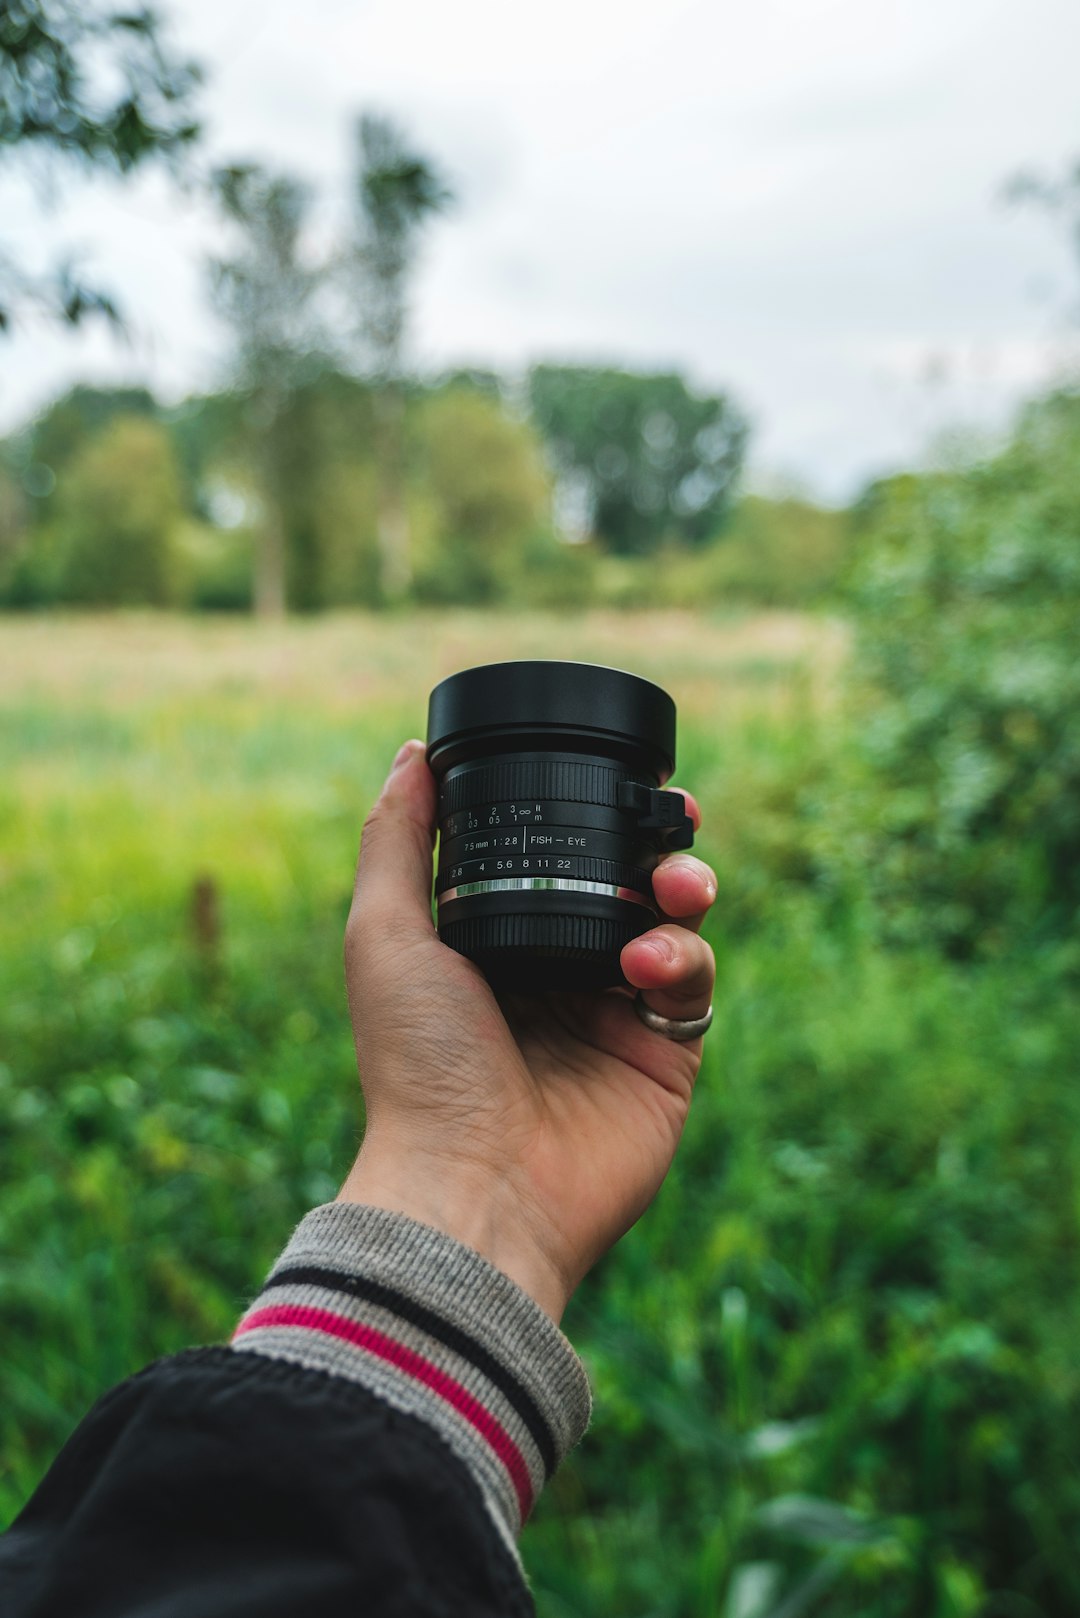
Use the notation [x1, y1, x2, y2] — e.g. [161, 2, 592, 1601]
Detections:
[504, 529, 600, 611]
[579, 497, 851, 611]
[54, 416, 185, 606]
[2, 532, 62, 608]
[411, 386, 552, 604]
[707, 495, 851, 605]
[843, 390, 1080, 956]
[175, 520, 254, 612]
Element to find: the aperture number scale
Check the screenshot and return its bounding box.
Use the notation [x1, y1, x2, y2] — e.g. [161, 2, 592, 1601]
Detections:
[445, 854, 573, 882]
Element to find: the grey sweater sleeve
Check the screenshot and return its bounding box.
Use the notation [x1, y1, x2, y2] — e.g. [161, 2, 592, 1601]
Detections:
[230, 1202, 592, 1557]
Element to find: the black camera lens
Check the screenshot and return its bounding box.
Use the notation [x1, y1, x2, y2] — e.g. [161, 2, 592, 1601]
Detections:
[425, 660, 694, 992]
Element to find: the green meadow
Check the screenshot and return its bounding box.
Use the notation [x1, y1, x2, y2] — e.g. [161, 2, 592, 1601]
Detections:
[2, 610, 1078, 1617]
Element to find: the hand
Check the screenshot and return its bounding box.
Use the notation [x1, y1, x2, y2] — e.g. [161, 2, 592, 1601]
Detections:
[338, 739, 717, 1322]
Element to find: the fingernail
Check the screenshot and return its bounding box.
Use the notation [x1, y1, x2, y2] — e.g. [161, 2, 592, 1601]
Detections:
[645, 935, 676, 963]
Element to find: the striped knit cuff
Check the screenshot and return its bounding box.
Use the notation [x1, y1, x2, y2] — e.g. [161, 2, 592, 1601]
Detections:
[230, 1201, 592, 1548]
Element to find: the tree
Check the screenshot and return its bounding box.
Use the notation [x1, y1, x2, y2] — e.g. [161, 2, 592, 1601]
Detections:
[55, 414, 183, 604]
[528, 365, 748, 556]
[0, 447, 25, 596]
[1005, 158, 1080, 295]
[340, 113, 451, 602]
[0, 1, 201, 331]
[25, 383, 159, 474]
[209, 165, 325, 617]
[412, 384, 551, 603]
[0, 384, 167, 601]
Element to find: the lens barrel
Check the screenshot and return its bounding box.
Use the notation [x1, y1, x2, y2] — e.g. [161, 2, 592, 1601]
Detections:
[426, 660, 693, 992]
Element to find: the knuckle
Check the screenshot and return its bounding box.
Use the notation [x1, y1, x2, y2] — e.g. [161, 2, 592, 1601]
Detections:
[657, 852, 695, 874]
[345, 894, 388, 959]
[345, 897, 417, 971]
[343, 906, 367, 968]
[353, 801, 396, 893]
[677, 930, 713, 980]
[374, 909, 420, 950]
[358, 798, 386, 850]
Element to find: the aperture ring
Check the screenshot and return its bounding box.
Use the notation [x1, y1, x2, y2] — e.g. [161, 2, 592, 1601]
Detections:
[440, 759, 636, 816]
[435, 851, 654, 898]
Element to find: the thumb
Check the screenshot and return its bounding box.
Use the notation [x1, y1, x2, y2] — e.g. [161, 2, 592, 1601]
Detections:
[351, 739, 438, 937]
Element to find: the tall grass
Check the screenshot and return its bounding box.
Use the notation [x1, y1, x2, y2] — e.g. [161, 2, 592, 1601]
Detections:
[1, 610, 1076, 1617]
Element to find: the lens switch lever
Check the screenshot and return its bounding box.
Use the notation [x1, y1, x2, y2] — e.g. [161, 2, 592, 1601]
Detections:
[617, 781, 695, 851]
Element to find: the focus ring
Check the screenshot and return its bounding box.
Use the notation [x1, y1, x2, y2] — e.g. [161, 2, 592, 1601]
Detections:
[441, 759, 635, 815]
[440, 912, 636, 959]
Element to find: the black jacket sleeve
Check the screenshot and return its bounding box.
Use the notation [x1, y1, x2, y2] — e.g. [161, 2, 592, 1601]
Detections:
[1, 1349, 530, 1617]
[0, 1204, 592, 1618]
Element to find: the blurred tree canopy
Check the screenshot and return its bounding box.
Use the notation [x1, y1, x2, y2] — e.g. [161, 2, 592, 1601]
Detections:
[26, 382, 158, 468]
[0, 361, 873, 616]
[54, 414, 183, 604]
[345, 114, 451, 379]
[1005, 155, 1080, 297]
[341, 114, 452, 602]
[411, 383, 552, 604]
[0, 1, 201, 330]
[528, 364, 748, 555]
[0, 384, 164, 603]
[209, 166, 326, 617]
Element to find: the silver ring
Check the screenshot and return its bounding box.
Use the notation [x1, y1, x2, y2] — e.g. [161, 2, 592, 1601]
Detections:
[633, 991, 713, 1042]
[438, 877, 656, 911]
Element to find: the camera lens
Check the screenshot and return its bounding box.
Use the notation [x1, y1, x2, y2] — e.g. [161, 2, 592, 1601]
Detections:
[425, 660, 694, 992]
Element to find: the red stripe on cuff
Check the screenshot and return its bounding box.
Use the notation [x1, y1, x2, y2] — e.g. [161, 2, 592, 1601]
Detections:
[233, 1302, 535, 1519]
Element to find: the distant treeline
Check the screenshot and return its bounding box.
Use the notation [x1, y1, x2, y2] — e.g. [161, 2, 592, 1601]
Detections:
[0, 365, 854, 612]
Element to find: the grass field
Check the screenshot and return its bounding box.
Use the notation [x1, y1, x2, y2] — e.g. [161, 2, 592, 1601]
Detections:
[2, 609, 1078, 1617]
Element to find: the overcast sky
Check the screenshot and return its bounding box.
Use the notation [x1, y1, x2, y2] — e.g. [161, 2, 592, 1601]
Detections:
[3, 0, 1079, 499]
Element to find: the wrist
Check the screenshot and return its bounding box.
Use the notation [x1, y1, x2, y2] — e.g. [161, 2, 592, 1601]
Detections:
[337, 1144, 572, 1323]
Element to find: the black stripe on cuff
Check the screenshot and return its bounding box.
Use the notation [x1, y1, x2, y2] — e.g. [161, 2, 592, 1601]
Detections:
[262, 1262, 557, 1476]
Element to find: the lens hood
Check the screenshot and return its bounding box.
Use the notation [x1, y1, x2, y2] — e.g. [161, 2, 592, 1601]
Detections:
[426, 660, 677, 782]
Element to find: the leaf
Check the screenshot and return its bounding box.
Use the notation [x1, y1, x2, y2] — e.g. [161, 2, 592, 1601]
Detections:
[741, 1417, 822, 1460]
[754, 1494, 886, 1547]
[725, 1561, 782, 1618]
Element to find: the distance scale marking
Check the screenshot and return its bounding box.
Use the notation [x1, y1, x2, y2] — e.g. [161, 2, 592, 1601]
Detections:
[440, 797, 638, 841]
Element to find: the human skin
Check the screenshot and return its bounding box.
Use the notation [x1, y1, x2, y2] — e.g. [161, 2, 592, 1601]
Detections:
[338, 738, 717, 1323]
